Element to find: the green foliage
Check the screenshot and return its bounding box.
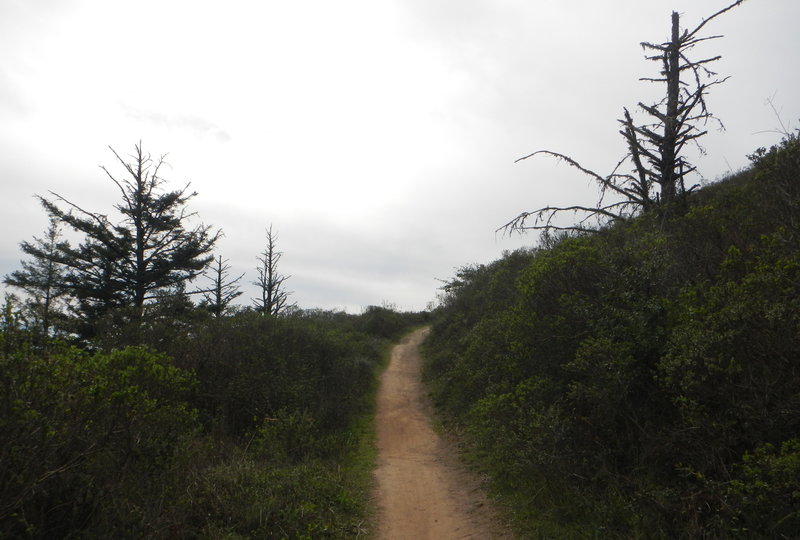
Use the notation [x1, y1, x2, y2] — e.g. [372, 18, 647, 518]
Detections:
[3, 217, 69, 339]
[655, 232, 800, 535]
[0, 345, 198, 538]
[725, 440, 800, 537]
[358, 305, 417, 341]
[425, 134, 800, 537]
[0, 298, 418, 538]
[167, 312, 380, 439]
[423, 249, 537, 414]
[187, 453, 368, 539]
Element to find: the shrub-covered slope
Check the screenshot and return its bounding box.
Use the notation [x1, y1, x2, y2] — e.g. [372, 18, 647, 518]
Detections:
[424, 135, 800, 538]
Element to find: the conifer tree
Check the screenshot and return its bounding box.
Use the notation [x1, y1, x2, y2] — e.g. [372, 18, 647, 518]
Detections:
[38, 143, 220, 330]
[200, 255, 243, 317]
[3, 217, 68, 336]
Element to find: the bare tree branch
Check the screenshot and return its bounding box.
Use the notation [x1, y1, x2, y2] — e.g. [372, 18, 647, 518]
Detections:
[504, 3, 744, 237]
[253, 225, 294, 316]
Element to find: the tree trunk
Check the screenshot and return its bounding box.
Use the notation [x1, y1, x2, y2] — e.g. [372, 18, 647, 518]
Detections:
[661, 11, 681, 206]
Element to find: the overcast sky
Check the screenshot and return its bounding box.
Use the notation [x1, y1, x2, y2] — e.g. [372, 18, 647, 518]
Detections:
[1, 0, 798, 312]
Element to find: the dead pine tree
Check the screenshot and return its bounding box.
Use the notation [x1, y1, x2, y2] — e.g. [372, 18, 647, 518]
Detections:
[200, 255, 244, 317]
[502, 0, 746, 235]
[253, 225, 294, 316]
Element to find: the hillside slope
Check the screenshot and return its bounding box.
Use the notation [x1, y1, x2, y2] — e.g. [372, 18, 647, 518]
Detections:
[423, 134, 800, 538]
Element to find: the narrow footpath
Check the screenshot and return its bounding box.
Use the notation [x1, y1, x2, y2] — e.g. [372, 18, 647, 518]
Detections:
[373, 327, 513, 540]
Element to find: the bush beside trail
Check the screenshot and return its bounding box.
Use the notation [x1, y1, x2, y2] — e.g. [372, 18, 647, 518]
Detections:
[0, 306, 425, 538]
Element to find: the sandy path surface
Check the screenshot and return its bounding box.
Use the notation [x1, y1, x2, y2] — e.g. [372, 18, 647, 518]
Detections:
[373, 327, 513, 540]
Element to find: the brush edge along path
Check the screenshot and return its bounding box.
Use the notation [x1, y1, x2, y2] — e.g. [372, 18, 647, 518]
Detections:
[373, 327, 514, 539]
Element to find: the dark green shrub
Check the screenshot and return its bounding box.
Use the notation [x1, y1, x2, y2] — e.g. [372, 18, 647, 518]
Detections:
[0, 345, 198, 538]
[725, 440, 800, 537]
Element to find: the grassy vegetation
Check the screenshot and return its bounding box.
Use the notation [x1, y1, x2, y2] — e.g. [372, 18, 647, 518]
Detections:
[0, 304, 427, 538]
[423, 133, 800, 538]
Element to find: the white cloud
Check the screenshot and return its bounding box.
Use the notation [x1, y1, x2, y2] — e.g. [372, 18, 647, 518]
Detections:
[2, 0, 799, 312]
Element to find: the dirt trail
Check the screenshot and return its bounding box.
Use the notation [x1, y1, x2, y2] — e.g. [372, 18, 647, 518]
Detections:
[373, 327, 513, 540]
